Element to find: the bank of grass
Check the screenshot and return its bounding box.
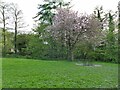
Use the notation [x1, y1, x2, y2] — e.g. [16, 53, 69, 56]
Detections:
[2, 58, 118, 88]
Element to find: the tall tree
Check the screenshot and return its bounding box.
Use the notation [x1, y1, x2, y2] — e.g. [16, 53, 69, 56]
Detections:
[34, 0, 70, 25]
[0, 2, 9, 55]
[118, 1, 120, 64]
[47, 8, 102, 61]
[94, 6, 107, 30]
[103, 11, 117, 62]
[106, 11, 116, 45]
[10, 3, 24, 54]
[94, 6, 118, 62]
[33, 0, 71, 59]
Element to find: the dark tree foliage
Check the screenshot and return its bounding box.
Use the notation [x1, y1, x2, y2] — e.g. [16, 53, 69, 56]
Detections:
[34, 0, 70, 25]
[94, 6, 118, 63]
[16, 34, 29, 55]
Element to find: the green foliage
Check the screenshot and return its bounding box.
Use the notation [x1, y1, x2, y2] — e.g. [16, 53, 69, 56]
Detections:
[34, 0, 70, 24]
[2, 58, 118, 88]
[47, 37, 67, 59]
[92, 48, 106, 61]
[104, 11, 118, 63]
[27, 34, 49, 59]
[74, 42, 95, 65]
[26, 33, 67, 60]
[29, 22, 68, 60]
[104, 42, 118, 63]
[1, 4, 118, 64]
[0, 29, 2, 57]
[1, 31, 14, 55]
[93, 7, 118, 63]
[16, 34, 29, 55]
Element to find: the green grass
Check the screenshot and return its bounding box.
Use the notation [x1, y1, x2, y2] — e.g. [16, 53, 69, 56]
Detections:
[0, 58, 2, 89]
[2, 58, 118, 88]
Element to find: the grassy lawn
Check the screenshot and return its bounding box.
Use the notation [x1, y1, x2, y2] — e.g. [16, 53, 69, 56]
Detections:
[2, 58, 118, 88]
[0, 58, 2, 89]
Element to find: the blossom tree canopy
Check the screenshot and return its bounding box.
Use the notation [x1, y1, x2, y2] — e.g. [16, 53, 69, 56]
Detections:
[47, 8, 103, 61]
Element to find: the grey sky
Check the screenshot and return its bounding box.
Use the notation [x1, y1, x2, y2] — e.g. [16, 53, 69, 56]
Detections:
[3, 0, 120, 32]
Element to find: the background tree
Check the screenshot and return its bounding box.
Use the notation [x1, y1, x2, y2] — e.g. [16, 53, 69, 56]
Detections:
[10, 3, 25, 54]
[94, 6, 118, 63]
[118, 1, 120, 64]
[94, 6, 106, 30]
[0, 2, 9, 56]
[34, 0, 70, 25]
[105, 11, 118, 62]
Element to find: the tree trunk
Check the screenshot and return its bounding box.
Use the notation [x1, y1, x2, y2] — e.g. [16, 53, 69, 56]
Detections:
[3, 9, 6, 56]
[67, 48, 74, 61]
[14, 21, 17, 54]
[118, 1, 120, 64]
[3, 26, 6, 56]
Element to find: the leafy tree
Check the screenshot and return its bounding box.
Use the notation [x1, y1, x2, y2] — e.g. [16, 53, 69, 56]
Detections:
[47, 8, 102, 61]
[104, 11, 118, 62]
[94, 6, 118, 63]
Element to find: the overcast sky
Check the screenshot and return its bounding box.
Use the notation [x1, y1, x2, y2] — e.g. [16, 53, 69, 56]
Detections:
[2, 0, 120, 32]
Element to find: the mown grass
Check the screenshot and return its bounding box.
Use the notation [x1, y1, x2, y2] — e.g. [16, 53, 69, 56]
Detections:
[2, 58, 118, 88]
[0, 58, 2, 89]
